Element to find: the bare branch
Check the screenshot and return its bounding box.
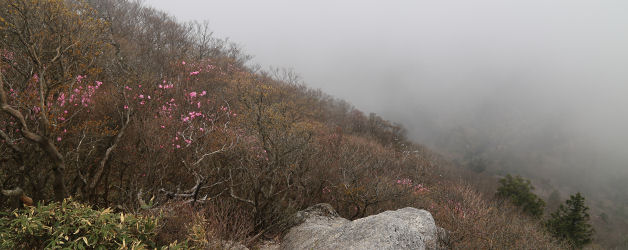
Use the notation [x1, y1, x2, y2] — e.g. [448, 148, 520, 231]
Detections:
[229, 169, 255, 206]
[1, 187, 23, 197]
[88, 108, 131, 191]
[50, 42, 78, 63]
[0, 130, 22, 154]
[190, 141, 233, 166]
[138, 192, 147, 209]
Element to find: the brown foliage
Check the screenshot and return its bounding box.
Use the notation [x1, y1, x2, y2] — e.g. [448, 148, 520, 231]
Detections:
[429, 180, 564, 249]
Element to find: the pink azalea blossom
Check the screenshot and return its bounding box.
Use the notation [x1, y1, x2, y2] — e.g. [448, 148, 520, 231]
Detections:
[57, 93, 66, 106]
[190, 71, 199, 76]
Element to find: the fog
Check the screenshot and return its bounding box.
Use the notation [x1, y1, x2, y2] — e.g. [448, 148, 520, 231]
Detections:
[147, 0, 628, 190]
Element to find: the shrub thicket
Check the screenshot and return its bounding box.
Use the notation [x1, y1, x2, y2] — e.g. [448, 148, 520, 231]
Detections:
[0, 198, 183, 249]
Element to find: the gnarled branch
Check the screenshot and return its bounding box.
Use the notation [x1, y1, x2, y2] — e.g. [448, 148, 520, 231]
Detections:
[0, 72, 68, 201]
[87, 107, 131, 192]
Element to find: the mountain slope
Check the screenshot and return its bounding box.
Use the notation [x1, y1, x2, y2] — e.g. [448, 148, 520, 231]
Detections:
[0, 0, 564, 248]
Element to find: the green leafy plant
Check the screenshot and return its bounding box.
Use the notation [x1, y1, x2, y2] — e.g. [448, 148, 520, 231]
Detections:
[0, 198, 184, 249]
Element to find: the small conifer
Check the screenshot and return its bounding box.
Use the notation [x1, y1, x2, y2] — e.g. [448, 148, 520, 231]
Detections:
[545, 192, 594, 248]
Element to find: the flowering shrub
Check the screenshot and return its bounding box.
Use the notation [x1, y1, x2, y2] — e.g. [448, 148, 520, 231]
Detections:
[396, 178, 429, 195]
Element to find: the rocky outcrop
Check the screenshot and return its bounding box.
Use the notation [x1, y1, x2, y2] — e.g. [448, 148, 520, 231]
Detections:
[280, 204, 446, 250]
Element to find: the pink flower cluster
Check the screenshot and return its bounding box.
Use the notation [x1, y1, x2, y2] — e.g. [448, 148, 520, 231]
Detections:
[395, 178, 429, 194]
[81, 85, 99, 107]
[449, 200, 465, 218]
[159, 98, 177, 118]
[181, 58, 216, 77]
[159, 83, 174, 89]
[413, 183, 429, 193]
[396, 178, 413, 185]
[55, 78, 103, 122]
[181, 110, 204, 122]
[1, 49, 15, 61]
[115, 60, 230, 153]
[8, 88, 17, 98]
[187, 91, 207, 98]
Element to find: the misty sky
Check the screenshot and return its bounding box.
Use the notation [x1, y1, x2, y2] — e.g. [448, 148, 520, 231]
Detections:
[147, 0, 628, 168]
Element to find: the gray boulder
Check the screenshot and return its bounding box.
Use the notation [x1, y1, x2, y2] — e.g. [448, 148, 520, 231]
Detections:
[280, 204, 445, 250]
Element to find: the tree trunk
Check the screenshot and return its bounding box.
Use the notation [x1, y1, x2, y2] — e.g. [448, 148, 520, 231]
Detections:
[1, 73, 68, 201]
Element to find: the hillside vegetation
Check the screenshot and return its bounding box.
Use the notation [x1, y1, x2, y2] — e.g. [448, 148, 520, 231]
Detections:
[1, 0, 567, 248]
